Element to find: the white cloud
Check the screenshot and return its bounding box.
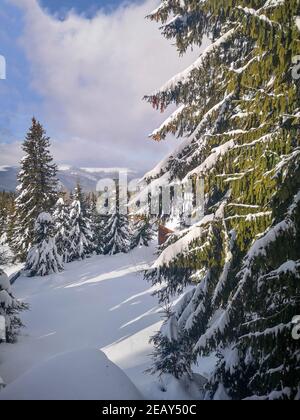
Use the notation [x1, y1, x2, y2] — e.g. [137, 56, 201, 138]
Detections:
[0, 141, 23, 165]
[5, 0, 200, 171]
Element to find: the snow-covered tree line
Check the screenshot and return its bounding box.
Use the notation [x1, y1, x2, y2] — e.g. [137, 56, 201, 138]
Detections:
[143, 0, 300, 400]
[0, 118, 155, 278]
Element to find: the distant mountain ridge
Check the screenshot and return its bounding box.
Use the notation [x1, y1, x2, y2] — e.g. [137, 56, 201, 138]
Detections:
[0, 165, 143, 192]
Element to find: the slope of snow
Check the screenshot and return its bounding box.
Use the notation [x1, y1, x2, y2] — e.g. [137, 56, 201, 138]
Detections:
[0, 244, 211, 399]
[0, 244, 207, 399]
[0, 245, 162, 397]
[0, 348, 142, 400]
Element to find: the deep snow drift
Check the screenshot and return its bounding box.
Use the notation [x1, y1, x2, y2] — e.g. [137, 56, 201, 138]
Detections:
[0, 348, 142, 400]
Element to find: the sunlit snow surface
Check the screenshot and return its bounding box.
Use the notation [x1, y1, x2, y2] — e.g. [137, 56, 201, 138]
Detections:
[0, 244, 215, 399]
[0, 348, 142, 400]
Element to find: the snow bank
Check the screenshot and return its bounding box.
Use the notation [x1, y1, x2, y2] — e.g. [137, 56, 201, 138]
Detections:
[0, 349, 143, 400]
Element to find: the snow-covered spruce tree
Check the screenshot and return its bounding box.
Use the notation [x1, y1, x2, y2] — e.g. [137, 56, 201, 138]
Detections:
[68, 184, 93, 262]
[87, 193, 105, 255]
[202, 163, 300, 400]
[53, 197, 71, 263]
[103, 212, 132, 256]
[131, 216, 154, 249]
[93, 212, 105, 256]
[0, 269, 27, 343]
[144, 0, 300, 400]
[148, 307, 193, 380]
[25, 212, 63, 277]
[102, 179, 132, 256]
[12, 118, 58, 261]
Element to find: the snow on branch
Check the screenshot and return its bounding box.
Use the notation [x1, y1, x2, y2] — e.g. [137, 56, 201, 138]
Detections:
[147, 91, 234, 175]
[147, 28, 236, 100]
[261, 0, 286, 12]
[146, 1, 169, 22]
[236, 6, 280, 28]
[184, 140, 235, 180]
[194, 190, 300, 352]
[257, 260, 300, 291]
[149, 105, 186, 141]
[152, 214, 214, 269]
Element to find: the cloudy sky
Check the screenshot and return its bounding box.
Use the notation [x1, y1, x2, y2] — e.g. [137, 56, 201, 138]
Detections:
[0, 0, 199, 172]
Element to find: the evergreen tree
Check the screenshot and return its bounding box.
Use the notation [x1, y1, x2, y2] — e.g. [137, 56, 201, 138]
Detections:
[204, 184, 300, 400]
[53, 197, 71, 263]
[0, 268, 27, 343]
[68, 184, 93, 262]
[103, 212, 131, 255]
[148, 307, 193, 380]
[102, 177, 132, 256]
[144, 0, 300, 400]
[25, 212, 63, 277]
[88, 193, 104, 255]
[131, 216, 155, 249]
[0, 192, 15, 260]
[0, 192, 15, 266]
[12, 118, 58, 261]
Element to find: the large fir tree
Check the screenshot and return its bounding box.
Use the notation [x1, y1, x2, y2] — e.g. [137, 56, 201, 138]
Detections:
[12, 118, 58, 261]
[144, 0, 300, 400]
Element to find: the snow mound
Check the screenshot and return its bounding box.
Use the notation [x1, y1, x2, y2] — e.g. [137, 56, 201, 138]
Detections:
[0, 348, 143, 400]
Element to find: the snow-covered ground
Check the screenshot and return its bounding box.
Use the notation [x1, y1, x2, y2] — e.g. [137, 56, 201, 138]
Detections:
[0, 243, 213, 399]
[0, 244, 161, 398]
[0, 348, 143, 400]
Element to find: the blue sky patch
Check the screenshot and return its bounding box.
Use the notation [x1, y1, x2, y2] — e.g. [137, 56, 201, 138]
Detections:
[39, 0, 141, 19]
